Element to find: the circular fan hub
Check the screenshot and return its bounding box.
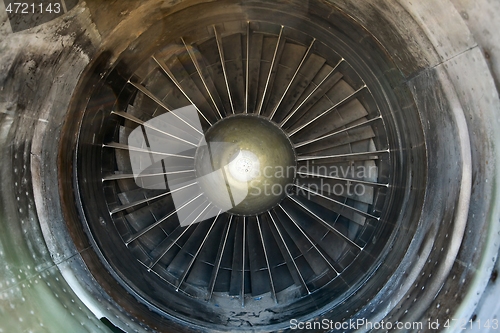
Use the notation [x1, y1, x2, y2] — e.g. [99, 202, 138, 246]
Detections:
[195, 114, 296, 215]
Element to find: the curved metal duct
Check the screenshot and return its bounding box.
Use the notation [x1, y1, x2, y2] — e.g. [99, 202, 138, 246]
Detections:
[0, 0, 499, 332]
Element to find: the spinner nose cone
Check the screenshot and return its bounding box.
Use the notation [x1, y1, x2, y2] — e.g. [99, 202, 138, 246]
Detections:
[195, 114, 296, 215]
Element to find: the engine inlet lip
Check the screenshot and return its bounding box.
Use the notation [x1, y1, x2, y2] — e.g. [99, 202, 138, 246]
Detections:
[57, 1, 433, 331]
